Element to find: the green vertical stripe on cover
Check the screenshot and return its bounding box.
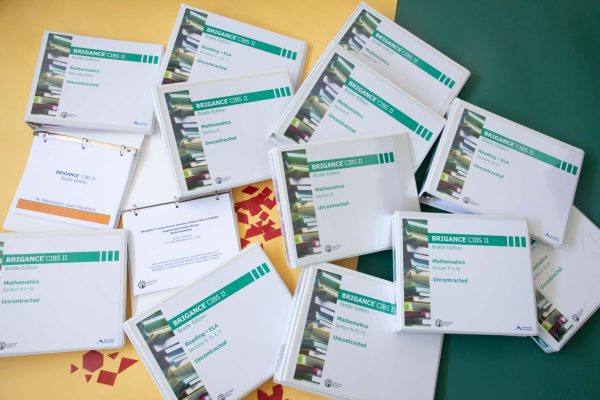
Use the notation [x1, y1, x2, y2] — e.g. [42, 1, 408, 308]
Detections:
[389, 151, 395, 162]
[1, 251, 121, 265]
[192, 87, 290, 111]
[114, 250, 120, 261]
[428, 233, 517, 247]
[70, 46, 156, 63]
[521, 237, 527, 247]
[371, 30, 455, 88]
[203, 25, 293, 59]
[263, 263, 270, 273]
[515, 236, 521, 247]
[338, 289, 396, 314]
[168, 264, 270, 329]
[481, 128, 578, 174]
[308, 152, 394, 172]
[344, 77, 432, 141]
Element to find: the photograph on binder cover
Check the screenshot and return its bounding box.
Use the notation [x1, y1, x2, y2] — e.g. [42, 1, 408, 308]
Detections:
[283, 54, 355, 143]
[282, 149, 322, 259]
[162, 8, 207, 84]
[31, 33, 73, 116]
[136, 310, 208, 400]
[294, 269, 341, 384]
[534, 290, 573, 344]
[401, 218, 432, 327]
[165, 90, 211, 191]
[436, 108, 484, 199]
[338, 9, 381, 55]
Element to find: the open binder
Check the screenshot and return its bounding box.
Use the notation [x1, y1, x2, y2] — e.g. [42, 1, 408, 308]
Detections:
[4, 129, 143, 232]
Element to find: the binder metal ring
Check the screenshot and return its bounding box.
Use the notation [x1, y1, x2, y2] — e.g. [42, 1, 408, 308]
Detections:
[81, 138, 89, 150]
[133, 204, 139, 216]
[119, 145, 126, 156]
[41, 132, 48, 143]
[215, 191, 220, 200]
[174, 196, 180, 208]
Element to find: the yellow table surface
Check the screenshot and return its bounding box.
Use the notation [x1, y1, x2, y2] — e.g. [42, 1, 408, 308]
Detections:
[0, 0, 396, 398]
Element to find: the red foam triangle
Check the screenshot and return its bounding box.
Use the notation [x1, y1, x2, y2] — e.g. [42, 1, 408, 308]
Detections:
[107, 352, 119, 360]
[117, 357, 138, 374]
[85, 374, 92, 382]
[70, 364, 78, 373]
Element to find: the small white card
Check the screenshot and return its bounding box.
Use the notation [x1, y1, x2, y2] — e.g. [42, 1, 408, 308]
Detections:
[6, 133, 138, 230]
[123, 193, 239, 295]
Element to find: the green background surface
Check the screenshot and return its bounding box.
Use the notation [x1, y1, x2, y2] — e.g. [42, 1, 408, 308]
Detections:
[357, 1, 600, 399]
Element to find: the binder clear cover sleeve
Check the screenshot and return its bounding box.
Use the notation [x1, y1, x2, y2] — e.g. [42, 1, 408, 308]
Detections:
[4, 130, 142, 231]
[271, 43, 445, 169]
[274, 263, 443, 400]
[333, 2, 470, 115]
[269, 133, 420, 268]
[531, 207, 600, 352]
[25, 31, 162, 134]
[419, 99, 584, 247]
[154, 71, 294, 198]
[160, 3, 306, 87]
[393, 211, 538, 336]
[0, 230, 127, 357]
[123, 245, 291, 400]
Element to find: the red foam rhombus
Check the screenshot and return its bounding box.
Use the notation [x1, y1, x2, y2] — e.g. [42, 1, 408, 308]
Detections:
[97, 370, 117, 386]
[117, 357, 138, 374]
[242, 185, 260, 195]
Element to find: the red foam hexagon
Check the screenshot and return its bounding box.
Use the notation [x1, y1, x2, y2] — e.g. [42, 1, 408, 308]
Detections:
[82, 350, 104, 372]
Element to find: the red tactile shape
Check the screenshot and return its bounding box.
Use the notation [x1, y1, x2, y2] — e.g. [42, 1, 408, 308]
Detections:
[260, 187, 273, 196]
[237, 212, 249, 225]
[240, 238, 251, 248]
[70, 364, 78, 373]
[82, 350, 103, 372]
[263, 228, 282, 241]
[117, 357, 138, 374]
[263, 197, 277, 210]
[259, 211, 269, 221]
[242, 185, 260, 195]
[107, 352, 119, 360]
[97, 370, 117, 386]
[84, 374, 92, 383]
[257, 384, 284, 400]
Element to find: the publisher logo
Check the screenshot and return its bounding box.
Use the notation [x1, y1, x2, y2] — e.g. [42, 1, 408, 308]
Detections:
[215, 177, 223, 184]
[138, 280, 146, 289]
[515, 324, 534, 332]
[463, 197, 470, 204]
[325, 245, 332, 253]
[217, 395, 225, 400]
[572, 314, 580, 322]
[435, 319, 443, 327]
[322, 378, 342, 388]
[60, 111, 68, 118]
[133, 120, 148, 127]
[0, 342, 6, 350]
[324, 379, 332, 387]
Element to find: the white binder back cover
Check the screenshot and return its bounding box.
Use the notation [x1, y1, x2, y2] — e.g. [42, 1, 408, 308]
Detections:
[124, 244, 291, 400]
[160, 4, 306, 87]
[4, 131, 143, 231]
[122, 193, 240, 296]
[0, 230, 127, 357]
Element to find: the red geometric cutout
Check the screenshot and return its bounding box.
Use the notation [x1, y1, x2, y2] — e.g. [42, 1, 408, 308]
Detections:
[82, 350, 103, 372]
[107, 352, 119, 360]
[97, 370, 117, 386]
[242, 185, 260, 195]
[117, 357, 138, 374]
[257, 384, 284, 400]
[70, 364, 78, 373]
[85, 374, 92, 383]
